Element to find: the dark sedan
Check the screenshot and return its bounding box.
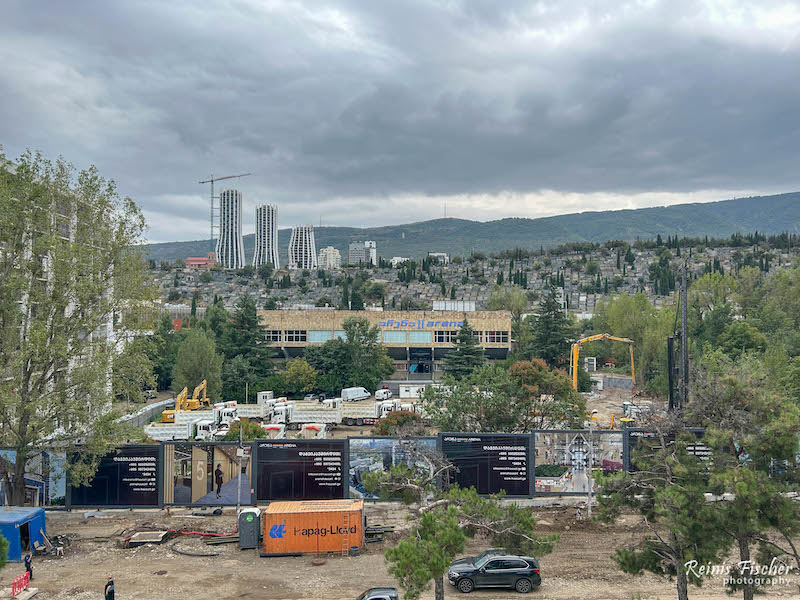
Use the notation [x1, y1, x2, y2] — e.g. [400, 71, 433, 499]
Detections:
[448, 553, 541, 593]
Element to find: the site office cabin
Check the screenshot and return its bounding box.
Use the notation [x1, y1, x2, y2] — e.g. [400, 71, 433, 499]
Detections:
[262, 499, 364, 555]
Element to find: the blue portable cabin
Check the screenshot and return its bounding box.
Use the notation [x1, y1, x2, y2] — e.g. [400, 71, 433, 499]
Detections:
[0, 507, 46, 562]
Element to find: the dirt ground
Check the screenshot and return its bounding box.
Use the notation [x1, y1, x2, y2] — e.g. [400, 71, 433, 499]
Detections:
[584, 386, 662, 429]
[6, 505, 797, 600]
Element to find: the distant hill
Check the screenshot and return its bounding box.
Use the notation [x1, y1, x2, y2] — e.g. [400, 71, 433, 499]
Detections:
[141, 192, 800, 264]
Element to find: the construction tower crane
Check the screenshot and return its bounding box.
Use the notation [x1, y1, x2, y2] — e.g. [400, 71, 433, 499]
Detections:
[570, 333, 635, 390]
[198, 172, 251, 251]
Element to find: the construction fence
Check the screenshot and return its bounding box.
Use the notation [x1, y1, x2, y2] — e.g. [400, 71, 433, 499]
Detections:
[15, 429, 712, 509]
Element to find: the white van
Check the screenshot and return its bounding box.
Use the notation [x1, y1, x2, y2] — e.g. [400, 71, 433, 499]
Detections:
[340, 387, 370, 402]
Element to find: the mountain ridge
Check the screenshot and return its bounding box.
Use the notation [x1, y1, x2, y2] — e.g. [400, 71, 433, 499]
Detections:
[141, 192, 800, 264]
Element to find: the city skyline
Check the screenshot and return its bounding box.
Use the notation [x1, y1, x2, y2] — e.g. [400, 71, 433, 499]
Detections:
[4, 2, 799, 243]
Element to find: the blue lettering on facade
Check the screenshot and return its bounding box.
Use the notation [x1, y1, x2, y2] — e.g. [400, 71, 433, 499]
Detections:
[377, 319, 465, 329]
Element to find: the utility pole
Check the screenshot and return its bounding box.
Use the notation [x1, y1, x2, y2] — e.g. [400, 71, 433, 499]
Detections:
[667, 335, 675, 412]
[679, 262, 689, 408]
[198, 173, 252, 253]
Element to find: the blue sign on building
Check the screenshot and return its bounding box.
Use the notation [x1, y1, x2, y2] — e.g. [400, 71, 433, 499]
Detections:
[379, 319, 463, 329]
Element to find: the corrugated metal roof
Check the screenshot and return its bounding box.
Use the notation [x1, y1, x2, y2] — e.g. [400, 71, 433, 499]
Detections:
[264, 500, 363, 514]
[0, 507, 45, 524]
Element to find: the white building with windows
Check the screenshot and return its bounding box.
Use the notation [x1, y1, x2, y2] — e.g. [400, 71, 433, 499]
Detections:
[288, 225, 317, 270]
[390, 256, 410, 268]
[427, 252, 449, 264]
[317, 246, 342, 270]
[216, 189, 245, 269]
[253, 204, 279, 269]
[348, 240, 377, 265]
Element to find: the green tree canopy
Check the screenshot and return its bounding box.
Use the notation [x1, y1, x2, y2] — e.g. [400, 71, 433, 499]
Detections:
[524, 285, 573, 368]
[442, 319, 485, 380]
[285, 358, 317, 396]
[173, 328, 223, 399]
[0, 150, 155, 503]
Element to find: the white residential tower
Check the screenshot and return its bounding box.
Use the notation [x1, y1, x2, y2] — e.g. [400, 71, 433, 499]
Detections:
[253, 204, 280, 269]
[288, 225, 317, 269]
[216, 189, 245, 269]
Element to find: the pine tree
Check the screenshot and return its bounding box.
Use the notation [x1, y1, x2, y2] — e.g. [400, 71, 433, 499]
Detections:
[442, 319, 485, 380]
[341, 282, 350, 309]
[616, 252, 621, 269]
[450, 286, 456, 300]
[497, 272, 503, 285]
[524, 285, 573, 367]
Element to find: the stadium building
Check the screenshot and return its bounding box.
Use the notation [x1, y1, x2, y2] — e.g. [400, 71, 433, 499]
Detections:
[257, 310, 511, 380]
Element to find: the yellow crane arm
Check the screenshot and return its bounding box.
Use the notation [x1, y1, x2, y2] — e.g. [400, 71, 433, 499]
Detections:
[570, 334, 635, 389]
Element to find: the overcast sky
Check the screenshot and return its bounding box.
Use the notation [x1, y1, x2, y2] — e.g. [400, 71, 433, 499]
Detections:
[2, 1, 799, 243]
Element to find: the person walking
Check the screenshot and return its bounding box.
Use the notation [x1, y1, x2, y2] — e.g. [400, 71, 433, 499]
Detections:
[215, 464, 223, 499]
[105, 576, 115, 600]
[24, 552, 32, 581]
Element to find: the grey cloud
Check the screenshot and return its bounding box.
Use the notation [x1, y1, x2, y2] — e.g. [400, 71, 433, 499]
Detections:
[2, 0, 799, 241]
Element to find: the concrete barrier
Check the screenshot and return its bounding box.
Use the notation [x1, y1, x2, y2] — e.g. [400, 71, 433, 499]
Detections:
[117, 399, 174, 428]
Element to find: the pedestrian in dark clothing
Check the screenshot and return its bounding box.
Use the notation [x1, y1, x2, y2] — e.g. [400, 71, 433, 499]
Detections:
[105, 576, 114, 600]
[24, 552, 32, 581]
[215, 464, 223, 498]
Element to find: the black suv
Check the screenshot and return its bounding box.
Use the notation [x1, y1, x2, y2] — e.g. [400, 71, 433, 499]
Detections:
[448, 553, 541, 593]
[356, 588, 399, 600]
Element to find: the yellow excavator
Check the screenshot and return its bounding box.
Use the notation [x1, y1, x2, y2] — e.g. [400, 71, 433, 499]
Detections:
[185, 380, 212, 410]
[570, 333, 635, 390]
[161, 380, 212, 422]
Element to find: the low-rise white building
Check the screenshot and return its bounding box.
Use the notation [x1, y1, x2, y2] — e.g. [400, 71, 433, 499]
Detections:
[317, 246, 342, 270]
[390, 256, 411, 268]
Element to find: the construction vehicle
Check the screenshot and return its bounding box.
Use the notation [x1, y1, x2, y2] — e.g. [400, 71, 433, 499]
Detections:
[338, 399, 419, 426]
[161, 387, 189, 423]
[570, 334, 635, 390]
[160, 381, 213, 422]
[185, 380, 213, 410]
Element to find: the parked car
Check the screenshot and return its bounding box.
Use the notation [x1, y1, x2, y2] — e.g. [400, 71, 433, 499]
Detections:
[144, 389, 158, 400]
[375, 388, 393, 400]
[448, 553, 541, 594]
[356, 587, 399, 600]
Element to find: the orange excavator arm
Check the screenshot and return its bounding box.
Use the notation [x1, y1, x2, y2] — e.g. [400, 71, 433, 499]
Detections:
[570, 334, 635, 389]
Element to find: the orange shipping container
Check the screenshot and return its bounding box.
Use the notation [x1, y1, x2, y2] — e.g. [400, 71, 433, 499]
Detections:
[262, 500, 364, 555]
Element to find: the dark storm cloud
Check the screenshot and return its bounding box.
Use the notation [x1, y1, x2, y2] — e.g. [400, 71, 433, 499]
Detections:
[1, 0, 799, 241]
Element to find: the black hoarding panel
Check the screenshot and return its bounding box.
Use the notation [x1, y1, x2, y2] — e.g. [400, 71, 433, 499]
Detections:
[533, 430, 624, 495]
[349, 437, 437, 500]
[623, 428, 707, 471]
[68, 445, 160, 508]
[439, 433, 532, 497]
[254, 439, 348, 501]
[163, 442, 253, 506]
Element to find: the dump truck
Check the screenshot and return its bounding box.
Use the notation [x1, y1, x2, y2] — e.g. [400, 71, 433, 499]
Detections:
[270, 402, 342, 428]
[338, 399, 420, 426]
[296, 423, 327, 439]
[144, 420, 197, 441]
